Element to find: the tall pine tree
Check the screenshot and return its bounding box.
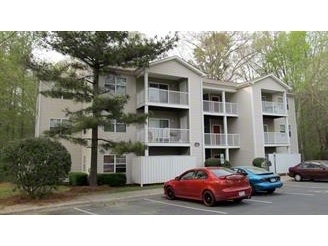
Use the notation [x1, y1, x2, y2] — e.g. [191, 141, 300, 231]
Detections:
[30, 31, 178, 186]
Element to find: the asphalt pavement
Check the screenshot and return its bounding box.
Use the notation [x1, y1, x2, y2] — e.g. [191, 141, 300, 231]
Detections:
[0, 175, 292, 215]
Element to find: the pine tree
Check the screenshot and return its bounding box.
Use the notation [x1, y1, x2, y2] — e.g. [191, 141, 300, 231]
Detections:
[30, 31, 178, 186]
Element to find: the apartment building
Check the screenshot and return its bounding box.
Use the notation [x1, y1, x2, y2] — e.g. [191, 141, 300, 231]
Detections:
[35, 56, 299, 185]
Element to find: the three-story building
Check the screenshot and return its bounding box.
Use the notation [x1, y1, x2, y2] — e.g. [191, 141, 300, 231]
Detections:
[35, 56, 299, 185]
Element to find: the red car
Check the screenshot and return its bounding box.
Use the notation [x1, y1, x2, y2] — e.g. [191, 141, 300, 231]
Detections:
[164, 167, 252, 206]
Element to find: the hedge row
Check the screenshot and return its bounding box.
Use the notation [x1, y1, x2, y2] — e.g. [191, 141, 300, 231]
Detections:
[68, 172, 126, 187]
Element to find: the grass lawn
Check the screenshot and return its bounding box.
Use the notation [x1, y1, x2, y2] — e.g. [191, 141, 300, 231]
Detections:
[0, 182, 163, 208]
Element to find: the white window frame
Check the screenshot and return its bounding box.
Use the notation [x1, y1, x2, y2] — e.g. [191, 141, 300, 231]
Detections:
[280, 124, 286, 133]
[104, 75, 127, 95]
[49, 118, 70, 132]
[104, 120, 126, 132]
[103, 155, 126, 173]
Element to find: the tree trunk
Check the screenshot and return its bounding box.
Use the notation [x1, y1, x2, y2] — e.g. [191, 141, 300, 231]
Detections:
[89, 67, 99, 187]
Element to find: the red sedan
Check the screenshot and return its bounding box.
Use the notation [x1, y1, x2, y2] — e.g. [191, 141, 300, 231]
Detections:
[163, 167, 252, 206]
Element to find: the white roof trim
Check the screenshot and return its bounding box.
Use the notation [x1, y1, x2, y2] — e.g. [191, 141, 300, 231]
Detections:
[249, 74, 292, 90]
[150, 56, 206, 77]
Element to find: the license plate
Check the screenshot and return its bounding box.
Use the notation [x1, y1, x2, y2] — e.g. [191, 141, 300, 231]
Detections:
[270, 178, 276, 182]
[239, 191, 246, 197]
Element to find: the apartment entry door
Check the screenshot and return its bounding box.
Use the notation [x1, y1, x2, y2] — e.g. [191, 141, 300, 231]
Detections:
[212, 124, 222, 145]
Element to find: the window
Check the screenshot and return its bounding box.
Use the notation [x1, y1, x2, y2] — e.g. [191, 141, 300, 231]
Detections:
[149, 118, 169, 128]
[180, 171, 195, 180]
[104, 120, 126, 132]
[104, 75, 126, 95]
[280, 125, 286, 133]
[50, 118, 71, 133]
[103, 155, 126, 173]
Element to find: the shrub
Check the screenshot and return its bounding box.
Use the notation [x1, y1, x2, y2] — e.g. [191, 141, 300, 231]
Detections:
[69, 172, 88, 186]
[205, 158, 231, 168]
[1, 137, 71, 198]
[97, 173, 126, 187]
[222, 160, 231, 168]
[252, 157, 271, 169]
[204, 158, 220, 167]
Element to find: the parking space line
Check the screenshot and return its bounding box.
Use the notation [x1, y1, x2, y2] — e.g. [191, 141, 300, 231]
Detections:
[246, 199, 272, 204]
[284, 184, 328, 189]
[283, 192, 314, 196]
[73, 207, 98, 215]
[143, 198, 228, 214]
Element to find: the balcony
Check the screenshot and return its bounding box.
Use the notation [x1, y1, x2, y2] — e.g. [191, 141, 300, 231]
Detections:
[204, 133, 240, 147]
[137, 88, 188, 108]
[262, 101, 286, 115]
[137, 127, 190, 144]
[203, 100, 238, 115]
[264, 132, 288, 145]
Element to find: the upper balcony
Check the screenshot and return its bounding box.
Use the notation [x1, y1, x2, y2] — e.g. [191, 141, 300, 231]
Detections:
[137, 127, 190, 145]
[262, 101, 287, 116]
[264, 132, 289, 146]
[137, 88, 189, 109]
[204, 133, 240, 148]
[203, 100, 238, 116]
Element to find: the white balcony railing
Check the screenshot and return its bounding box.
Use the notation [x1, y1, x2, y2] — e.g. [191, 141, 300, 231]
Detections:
[203, 100, 238, 115]
[262, 101, 286, 115]
[137, 127, 190, 144]
[264, 132, 288, 144]
[204, 133, 240, 146]
[137, 88, 188, 106]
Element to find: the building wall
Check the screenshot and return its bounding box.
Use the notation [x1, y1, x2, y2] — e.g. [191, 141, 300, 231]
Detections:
[231, 87, 256, 165]
[36, 81, 83, 172]
[148, 60, 204, 167]
[286, 95, 299, 153]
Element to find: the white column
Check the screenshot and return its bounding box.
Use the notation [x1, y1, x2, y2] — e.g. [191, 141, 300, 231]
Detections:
[222, 91, 228, 146]
[144, 69, 149, 156]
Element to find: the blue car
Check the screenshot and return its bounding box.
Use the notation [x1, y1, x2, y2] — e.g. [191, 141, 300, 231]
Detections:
[231, 166, 283, 194]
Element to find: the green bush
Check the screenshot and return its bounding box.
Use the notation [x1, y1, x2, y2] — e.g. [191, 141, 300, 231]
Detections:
[204, 158, 220, 167]
[252, 157, 271, 169]
[69, 172, 88, 186]
[1, 137, 71, 198]
[98, 173, 126, 187]
[222, 160, 231, 168]
[205, 158, 231, 167]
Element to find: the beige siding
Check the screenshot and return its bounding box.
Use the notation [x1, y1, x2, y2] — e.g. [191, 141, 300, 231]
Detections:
[287, 95, 299, 153]
[36, 81, 83, 172]
[231, 87, 256, 165]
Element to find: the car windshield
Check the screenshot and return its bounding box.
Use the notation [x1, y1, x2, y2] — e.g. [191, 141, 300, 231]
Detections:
[210, 168, 235, 177]
[244, 166, 271, 174]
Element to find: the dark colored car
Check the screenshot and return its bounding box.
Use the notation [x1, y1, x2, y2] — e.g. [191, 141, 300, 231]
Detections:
[163, 167, 252, 207]
[231, 166, 283, 194]
[288, 160, 328, 181]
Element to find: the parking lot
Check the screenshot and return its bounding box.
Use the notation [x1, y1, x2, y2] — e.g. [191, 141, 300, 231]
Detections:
[15, 180, 328, 215]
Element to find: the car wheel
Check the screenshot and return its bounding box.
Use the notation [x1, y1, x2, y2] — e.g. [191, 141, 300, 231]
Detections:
[267, 189, 275, 194]
[294, 174, 302, 182]
[251, 184, 256, 195]
[233, 198, 243, 203]
[202, 190, 216, 207]
[165, 186, 175, 200]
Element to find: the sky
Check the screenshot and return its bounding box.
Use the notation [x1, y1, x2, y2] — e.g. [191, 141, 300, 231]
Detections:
[2, 0, 328, 30]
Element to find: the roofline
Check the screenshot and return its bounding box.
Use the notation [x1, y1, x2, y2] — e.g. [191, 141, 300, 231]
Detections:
[149, 56, 207, 77]
[237, 74, 293, 91]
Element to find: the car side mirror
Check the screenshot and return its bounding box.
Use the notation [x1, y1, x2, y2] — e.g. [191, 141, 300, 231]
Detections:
[175, 176, 180, 181]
